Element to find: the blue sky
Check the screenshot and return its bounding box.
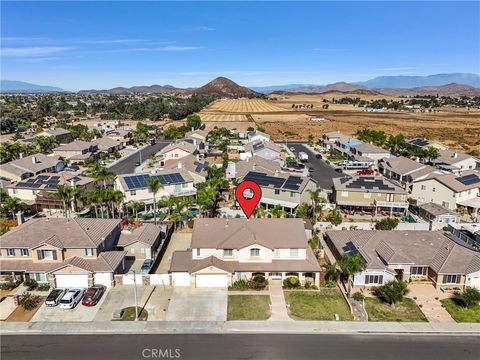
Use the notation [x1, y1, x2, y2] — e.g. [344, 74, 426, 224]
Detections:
[1, 1, 479, 91]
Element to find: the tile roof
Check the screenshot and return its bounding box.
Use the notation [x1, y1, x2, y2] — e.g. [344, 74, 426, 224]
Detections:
[117, 224, 161, 247]
[116, 168, 194, 191]
[234, 156, 281, 178]
[419, 202, 457, 217]
[326, 230, 480, 275]
[92, 137, 121, 151]
[0, 154, 63, 178]
[416, 170, 480, 192]
[8, 172, 94, 191]
[160, 141, 197, 155]
[54, 140, 96, 152]
[353, 143, 390, 154]
[333, 175, 407, 194]
[434, 149, 478, 166]
[244, 140, 282, 155]
[0, 218, 121, 249]
[38, 128, 70, 137]
[163, 154, 209, 177]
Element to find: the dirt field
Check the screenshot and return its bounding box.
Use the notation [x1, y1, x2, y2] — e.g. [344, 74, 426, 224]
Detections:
[5, 297, 45, 322]
[199, 97, 480, 155]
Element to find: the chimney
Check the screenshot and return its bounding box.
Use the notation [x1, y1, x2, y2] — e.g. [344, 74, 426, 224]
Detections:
[16, 211, 25, 225]
[32, 156, 37, 164]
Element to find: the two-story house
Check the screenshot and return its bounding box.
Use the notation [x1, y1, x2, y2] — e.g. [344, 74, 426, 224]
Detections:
[35, 128, 71, 144]
[326, 230, 480, 290]
[53, 140, 98, 162]
[247, 130, 270, 143]
[332, 175, 408, 216]
[0, 218, 126, 288]
[351, 143, 391, 163]
[159, 141, 197, 161]
[431, 149, 479, 172]
[410, 171, 480, 216]
[240, 171, 318, 214]
[0, 154, 64, 182]
[169, 218, 321, 287]
[92, 136, 123, 153]
[114, 168, 197, 208]
[162, 154, 209, 184]
[243, 140, 285, 165]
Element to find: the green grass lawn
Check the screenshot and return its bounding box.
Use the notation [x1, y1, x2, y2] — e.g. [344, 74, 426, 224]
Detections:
[440, 298, 480, 323]
[114, 306, 148, 321]
[365, 297, 427, 322]
[227, 295, 270, 320]
[285, 290, 351, 321]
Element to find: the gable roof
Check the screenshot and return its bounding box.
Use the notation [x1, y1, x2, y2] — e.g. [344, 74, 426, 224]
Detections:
[38, 128, 70, 137]
[92, 137, 120, 151]
[0, 154, 63, 178]
[117, 224, 161, 247]
[244, 140, 282, 155]
[0, 218, 121, 249]
[191, 218, 309, 250]
[415, 170, 480, 192]
[51, 251, 127, 273]
[242, 171, 315, 193]
[234, 156, 281, 178]
[8, 172, 94, 191]
[116, 168, 194, 191]
[160, 141, 197, 155]
[54, 140, 96, 152]
[163, 154, 209, 177]
[333, 175, 407, 194]
[434, 149, 478, 166]
[353, 143, 390, 154]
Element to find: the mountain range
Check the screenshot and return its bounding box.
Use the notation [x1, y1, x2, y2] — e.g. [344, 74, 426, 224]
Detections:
[2, 73, 479, 97]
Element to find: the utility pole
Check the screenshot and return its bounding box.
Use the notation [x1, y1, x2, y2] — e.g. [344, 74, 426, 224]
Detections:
[131, 270, 139, 321]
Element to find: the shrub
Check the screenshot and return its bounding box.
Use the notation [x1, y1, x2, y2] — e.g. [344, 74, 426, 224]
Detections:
[458, 287, 480, 308]
[283, 276, 301, 289]
[304, 281, 313, 289]
[248, 275, 268, 290]
[24, 278, 38, 291]
[18, 292, 41, 311]
[231, 279, 249, 290]
[0, 281, 17, 290]
[319, 280, 337, 288]
[37, 283, 50, 292]
[352, 292, 365, 301]
[375, 218, 399, 230]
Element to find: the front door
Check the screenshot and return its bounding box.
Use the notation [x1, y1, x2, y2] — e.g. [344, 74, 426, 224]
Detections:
[395, 269, 404, 280]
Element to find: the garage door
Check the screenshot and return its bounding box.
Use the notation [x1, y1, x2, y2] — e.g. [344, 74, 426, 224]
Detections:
[55, 274, 89, 288]
[94, 272, 112, 287]
[173, 272, 191, 287]
[195, 274, 228, 288]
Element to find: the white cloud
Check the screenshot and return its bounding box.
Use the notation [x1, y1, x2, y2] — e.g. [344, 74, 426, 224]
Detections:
[0, 46, 72, 57]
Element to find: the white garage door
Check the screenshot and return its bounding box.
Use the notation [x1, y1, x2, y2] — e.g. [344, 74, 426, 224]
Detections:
[469, 276, 480, 289]
[55, 274, 88, 288]
[94, 272, 112, 287]
[195, 274, 228, 288]
[173, 272, 191, 287]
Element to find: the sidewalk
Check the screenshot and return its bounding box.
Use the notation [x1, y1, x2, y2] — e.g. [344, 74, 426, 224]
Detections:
[2, 320, 479, 335]
[268, 281, 292, 321]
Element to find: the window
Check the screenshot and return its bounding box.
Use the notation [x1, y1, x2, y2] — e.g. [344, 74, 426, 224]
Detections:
[289, 248, 299, 257]
[32, 190, 39, 195]
[443, 274, 460, 284]
[364, 193, 371, 199]
[7, 249, 15, 257]
[175, 184, 182, 192]
[442, 201, 449, 208]
[33, 273, 47, 282]
[223, 249, 233, 257]
[182, 183, 188, 188]
[411, 266, 427, 276]
[365, 275, 383, 285]
[421, 185, 426, 191]
[130, 190, 136, 196]
[432, 187, 436, 193]
[274, 189, 280, 195]
[12, 189, 18, 194]
[20, 249, 29, 257]
[250, 248, 260, 257]
[85, 248, 94, 257]
[341, 191, 349, 197]
[196, 248, 201, 256]
[290, 192, 295, 198]
[37, 250, 57, 260]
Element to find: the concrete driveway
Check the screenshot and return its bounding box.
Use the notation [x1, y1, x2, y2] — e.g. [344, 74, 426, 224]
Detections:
[31, 289, 108, 322]
[166, 288, 227, 321]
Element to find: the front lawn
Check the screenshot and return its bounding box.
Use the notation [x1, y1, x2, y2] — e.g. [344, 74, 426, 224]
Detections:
[440, 298, 480, 323]
[364, 297, 427, 322]
[114, 306, 148, 321]
[227, 295, 270, 320]
[285, 290, 351, 321]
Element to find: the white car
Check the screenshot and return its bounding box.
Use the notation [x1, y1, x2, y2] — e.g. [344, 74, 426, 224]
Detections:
[58, 289, 84, 309]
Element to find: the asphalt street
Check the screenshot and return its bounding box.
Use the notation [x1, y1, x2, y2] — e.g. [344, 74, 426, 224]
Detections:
[109, 141, 170, 175]
[284, 142, 343, 190]
[2, 334, 479, 360]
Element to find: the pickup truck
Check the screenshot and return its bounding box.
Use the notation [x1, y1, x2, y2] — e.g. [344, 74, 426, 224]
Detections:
[297, 152, 309, 162]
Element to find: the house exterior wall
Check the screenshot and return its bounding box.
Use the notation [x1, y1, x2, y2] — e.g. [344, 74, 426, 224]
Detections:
[334, 189, 407, 206]
[451, 158, 478, 171]
[193, 245, 307, 262]
[357, 151, 391, 161]
[163, 148, 191, 161]
[115, 179, 196, 203]
[124, 242, 151, 259]
[259, 179, 316, 208]
[63, 247, 98, 259]
[353, 269, 396, 286]
[254, 148, 281, 161]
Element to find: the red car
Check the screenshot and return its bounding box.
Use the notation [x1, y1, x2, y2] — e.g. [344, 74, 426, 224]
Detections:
[357, 169, 374, 175]
[81, 285, 106, 306]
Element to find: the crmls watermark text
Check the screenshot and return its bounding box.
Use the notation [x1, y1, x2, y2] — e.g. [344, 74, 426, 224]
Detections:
[142, 348, 181, 358]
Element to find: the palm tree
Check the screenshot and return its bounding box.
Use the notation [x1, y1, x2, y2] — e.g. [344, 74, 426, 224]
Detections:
[253, 205, 266, 218]
[338, 254, 367, 297]
[308, 189, 322, 222]
[54, 185, 73, 218]
[146, 177, 162, 224]
[127, 201, 144, 220]
[83, 163, 115, 188]
[110, 190, 125, 218]
[3, 196, 23, 220]
[268, 205, 288, 218]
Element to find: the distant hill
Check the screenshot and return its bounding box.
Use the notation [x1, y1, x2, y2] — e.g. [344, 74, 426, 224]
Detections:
[250, 84, 316, 93]
[79, 84, 187, 95]
[355, 73, 480, 89]
[1, 80, 65, 93]
[379, 83, 480, 97]
[192, 77, 264, 98]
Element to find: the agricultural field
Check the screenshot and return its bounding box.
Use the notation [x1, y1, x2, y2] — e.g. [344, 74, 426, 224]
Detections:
[198, 96, 480, 155]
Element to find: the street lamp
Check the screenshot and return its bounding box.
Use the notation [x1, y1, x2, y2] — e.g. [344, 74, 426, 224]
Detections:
[130, 270, 139, 321]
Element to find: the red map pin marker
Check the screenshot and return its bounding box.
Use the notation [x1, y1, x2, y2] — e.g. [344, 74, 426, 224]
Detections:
[235, 180, 262, 219]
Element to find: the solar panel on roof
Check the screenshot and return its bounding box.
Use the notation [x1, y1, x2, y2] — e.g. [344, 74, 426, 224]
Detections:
[283, 176, 303, 191]
[411, 139, 429, 147]
[244, 171, 286, 188]
[36, 175, 49, 180]
[457, 174, 480, 186]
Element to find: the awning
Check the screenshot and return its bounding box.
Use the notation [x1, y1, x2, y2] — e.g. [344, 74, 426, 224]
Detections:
[458, 198, 480, 209]
[260, 197, 299, 209]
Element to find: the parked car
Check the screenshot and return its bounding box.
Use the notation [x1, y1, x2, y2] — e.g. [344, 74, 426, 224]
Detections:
[45, 288, 66, 307]
[289, 147, 295, 151]
[308, 167, 315, 172]
[335, 168, 343, 173]
[315, 154, 322, 159]
[81, 285, 106, 307]
[135, 161, 141, 167]
[357, 169, 374, 175]
[59, 289, 84, 309]
[141, 259, 154, 274]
